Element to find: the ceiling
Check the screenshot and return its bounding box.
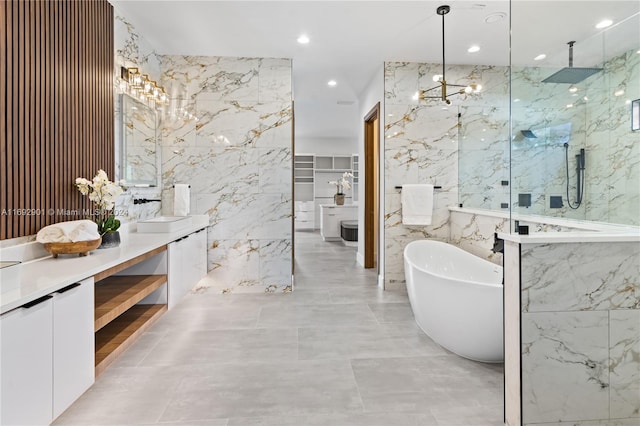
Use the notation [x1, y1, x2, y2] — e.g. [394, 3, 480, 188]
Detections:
[111, 1, 640, 140]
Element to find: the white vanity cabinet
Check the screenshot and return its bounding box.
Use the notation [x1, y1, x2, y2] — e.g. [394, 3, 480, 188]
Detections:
[168, 228, 207, 309]
[0, 277, 95, 425]
[0, 295, 54, 426]
[320, 204, 358, 241]
[53, 277, 94, 419]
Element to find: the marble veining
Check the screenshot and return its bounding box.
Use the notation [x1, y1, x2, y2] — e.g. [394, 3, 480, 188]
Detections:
[521, 311, 610, 424]
[609, 310, 640, 418]
[160, 55, 293, 293]
[521, 242, 640, 312]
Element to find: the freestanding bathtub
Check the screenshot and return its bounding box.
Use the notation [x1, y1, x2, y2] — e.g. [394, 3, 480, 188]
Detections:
[404, 240, 504, 363]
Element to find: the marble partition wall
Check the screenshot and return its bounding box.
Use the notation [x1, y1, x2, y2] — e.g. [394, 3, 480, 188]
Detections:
[516, 241, 640, 425]
[113, 11, 162, 222]
[383, 61, 508, 285]
[159, 55, 293, 293]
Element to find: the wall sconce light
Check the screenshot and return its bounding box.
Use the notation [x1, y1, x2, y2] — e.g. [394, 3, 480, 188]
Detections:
[120, 66, 168, 107]
[418, 5, 482, 105]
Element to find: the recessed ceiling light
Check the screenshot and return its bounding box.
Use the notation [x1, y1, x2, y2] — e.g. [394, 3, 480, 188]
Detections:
[569, 86, 578, 93]
[595, 19, 613, 29]
[513, 98, 520, 103]
[484, 12, 506, 23]
[566, 104, 574, 108]
[328, 80, 337, 87]
[468, 45, 480, 53]
[534, 54, 546, 61]
[614, 89, 625, 96]
[625, 99, 632, 105]
[297, 35, 310, 44]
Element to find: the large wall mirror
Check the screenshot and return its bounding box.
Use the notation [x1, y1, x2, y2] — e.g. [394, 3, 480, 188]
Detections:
[120, 94, 159, 187]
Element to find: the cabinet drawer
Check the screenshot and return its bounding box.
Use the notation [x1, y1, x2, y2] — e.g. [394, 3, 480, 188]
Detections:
[1, 296, 54, 426]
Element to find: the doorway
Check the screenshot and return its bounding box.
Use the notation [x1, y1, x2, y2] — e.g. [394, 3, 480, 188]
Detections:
[363, 103, 380, 270]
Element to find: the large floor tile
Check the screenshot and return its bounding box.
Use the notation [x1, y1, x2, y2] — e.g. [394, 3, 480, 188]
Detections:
[226, 412, 438, 425]
[158, 360, 363, 422]
[141, 328, 298, 366]
[257, 303, 378, 327]
[56, 231, 504, 425]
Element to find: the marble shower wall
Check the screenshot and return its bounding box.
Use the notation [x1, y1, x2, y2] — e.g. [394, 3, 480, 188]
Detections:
[159, 55, 293, 293]
[113, 11, 162, 222]
[511, 48, 640, 226]
[519, 241, 640, 425]
[384, 61, 509, 284]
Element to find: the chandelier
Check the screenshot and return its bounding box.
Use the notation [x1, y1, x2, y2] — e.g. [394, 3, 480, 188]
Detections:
[418, 5, 482, 105]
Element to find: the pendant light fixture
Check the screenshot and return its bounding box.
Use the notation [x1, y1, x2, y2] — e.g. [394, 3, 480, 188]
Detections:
[419, 5, 482, 105]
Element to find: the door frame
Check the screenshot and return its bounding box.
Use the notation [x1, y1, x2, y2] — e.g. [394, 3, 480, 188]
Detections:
[363, 102, 380, 270]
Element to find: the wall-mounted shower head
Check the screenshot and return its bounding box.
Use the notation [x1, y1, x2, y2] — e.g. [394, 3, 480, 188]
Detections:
[521, 130, 537, 139]
[542, 41, 603, 84]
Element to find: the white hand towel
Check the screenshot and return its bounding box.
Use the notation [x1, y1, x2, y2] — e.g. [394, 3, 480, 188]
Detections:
[174, 184, 190, 217]
[36, 220, 100, 243]
[401, 184, 434, 225]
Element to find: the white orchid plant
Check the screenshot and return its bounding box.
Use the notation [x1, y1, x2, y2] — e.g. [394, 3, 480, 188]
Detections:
[329, 172, 354, 195]
[75, 170, 124, 235]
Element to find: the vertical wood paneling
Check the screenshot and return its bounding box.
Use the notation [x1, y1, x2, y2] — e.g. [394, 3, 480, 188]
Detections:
[1, 0, 114, 240]
[0, 1, 7, 239]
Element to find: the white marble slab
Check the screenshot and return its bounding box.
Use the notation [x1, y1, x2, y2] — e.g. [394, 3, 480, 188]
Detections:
[520, 242, 640, 312]
[521, 311, 610, 424]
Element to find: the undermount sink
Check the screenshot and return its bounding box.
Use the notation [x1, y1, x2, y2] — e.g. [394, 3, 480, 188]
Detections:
[137, 216, 193, 233]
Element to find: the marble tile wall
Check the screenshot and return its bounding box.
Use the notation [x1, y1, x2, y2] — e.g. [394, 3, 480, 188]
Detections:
[113, 11, 162, 222]
[383, 61, 508, 284]
[448, 210, 508, 266]
[159, 55, 293, 293]
[511, 48, 640, 226]
[519, 241, 640, 425]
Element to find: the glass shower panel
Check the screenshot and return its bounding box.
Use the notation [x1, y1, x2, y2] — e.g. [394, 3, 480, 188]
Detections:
[510, 2, 640, 229]
[458, 106, 510, 211]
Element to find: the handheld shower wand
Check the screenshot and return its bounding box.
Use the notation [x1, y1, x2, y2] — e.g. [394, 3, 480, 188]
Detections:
[564, 143, 585, 209]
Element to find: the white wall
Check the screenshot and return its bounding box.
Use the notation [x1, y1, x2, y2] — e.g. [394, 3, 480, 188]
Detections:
[356, 65, 384, 287]
[295, 137, 357, 156]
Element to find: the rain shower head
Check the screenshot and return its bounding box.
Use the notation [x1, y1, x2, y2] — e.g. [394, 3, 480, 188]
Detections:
[542, 41, 602, 84]
[521, 130, 537, 139]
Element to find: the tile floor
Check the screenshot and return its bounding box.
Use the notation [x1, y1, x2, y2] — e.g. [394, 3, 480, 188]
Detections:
[55, 231, 504, 426]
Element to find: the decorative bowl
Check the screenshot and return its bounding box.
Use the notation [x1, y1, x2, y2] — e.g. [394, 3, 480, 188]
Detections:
[43, 238, 102, 258]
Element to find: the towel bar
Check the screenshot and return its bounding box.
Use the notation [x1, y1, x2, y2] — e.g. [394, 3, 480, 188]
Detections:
[395, 185, 442, 190]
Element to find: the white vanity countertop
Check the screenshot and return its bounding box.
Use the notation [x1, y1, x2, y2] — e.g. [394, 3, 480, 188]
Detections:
[319, 204, 358, 208]
[498, 231, 640, 244]
[0, 216, 209, 314]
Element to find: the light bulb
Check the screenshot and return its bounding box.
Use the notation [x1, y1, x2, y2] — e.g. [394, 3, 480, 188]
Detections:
[432, 74, 443, 82]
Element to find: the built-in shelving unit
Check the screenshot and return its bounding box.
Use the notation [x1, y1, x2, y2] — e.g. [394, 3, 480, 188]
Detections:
[92, 247, 168, 376]
[294, 154, 315, 202]
[352, 154, 359, 203]
[294, 153, 357, 230]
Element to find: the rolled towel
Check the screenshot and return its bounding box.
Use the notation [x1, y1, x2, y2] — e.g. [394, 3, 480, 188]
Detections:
[36, 220, 100, 243]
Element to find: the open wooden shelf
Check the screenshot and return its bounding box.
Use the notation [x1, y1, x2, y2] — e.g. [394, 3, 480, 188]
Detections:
[95, 304, 166, 377]
[94, 275, 167, 332]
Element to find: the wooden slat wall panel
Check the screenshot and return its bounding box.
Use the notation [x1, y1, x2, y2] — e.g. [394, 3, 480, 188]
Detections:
[1, 0, 114, 240]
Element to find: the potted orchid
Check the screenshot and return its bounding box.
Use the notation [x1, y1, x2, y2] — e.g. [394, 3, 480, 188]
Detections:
[329, 172, 354, 205]
[75, 170, 124, 248]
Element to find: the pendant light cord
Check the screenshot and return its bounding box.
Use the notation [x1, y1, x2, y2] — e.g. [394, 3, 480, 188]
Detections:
[441, 11, 446, 81]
